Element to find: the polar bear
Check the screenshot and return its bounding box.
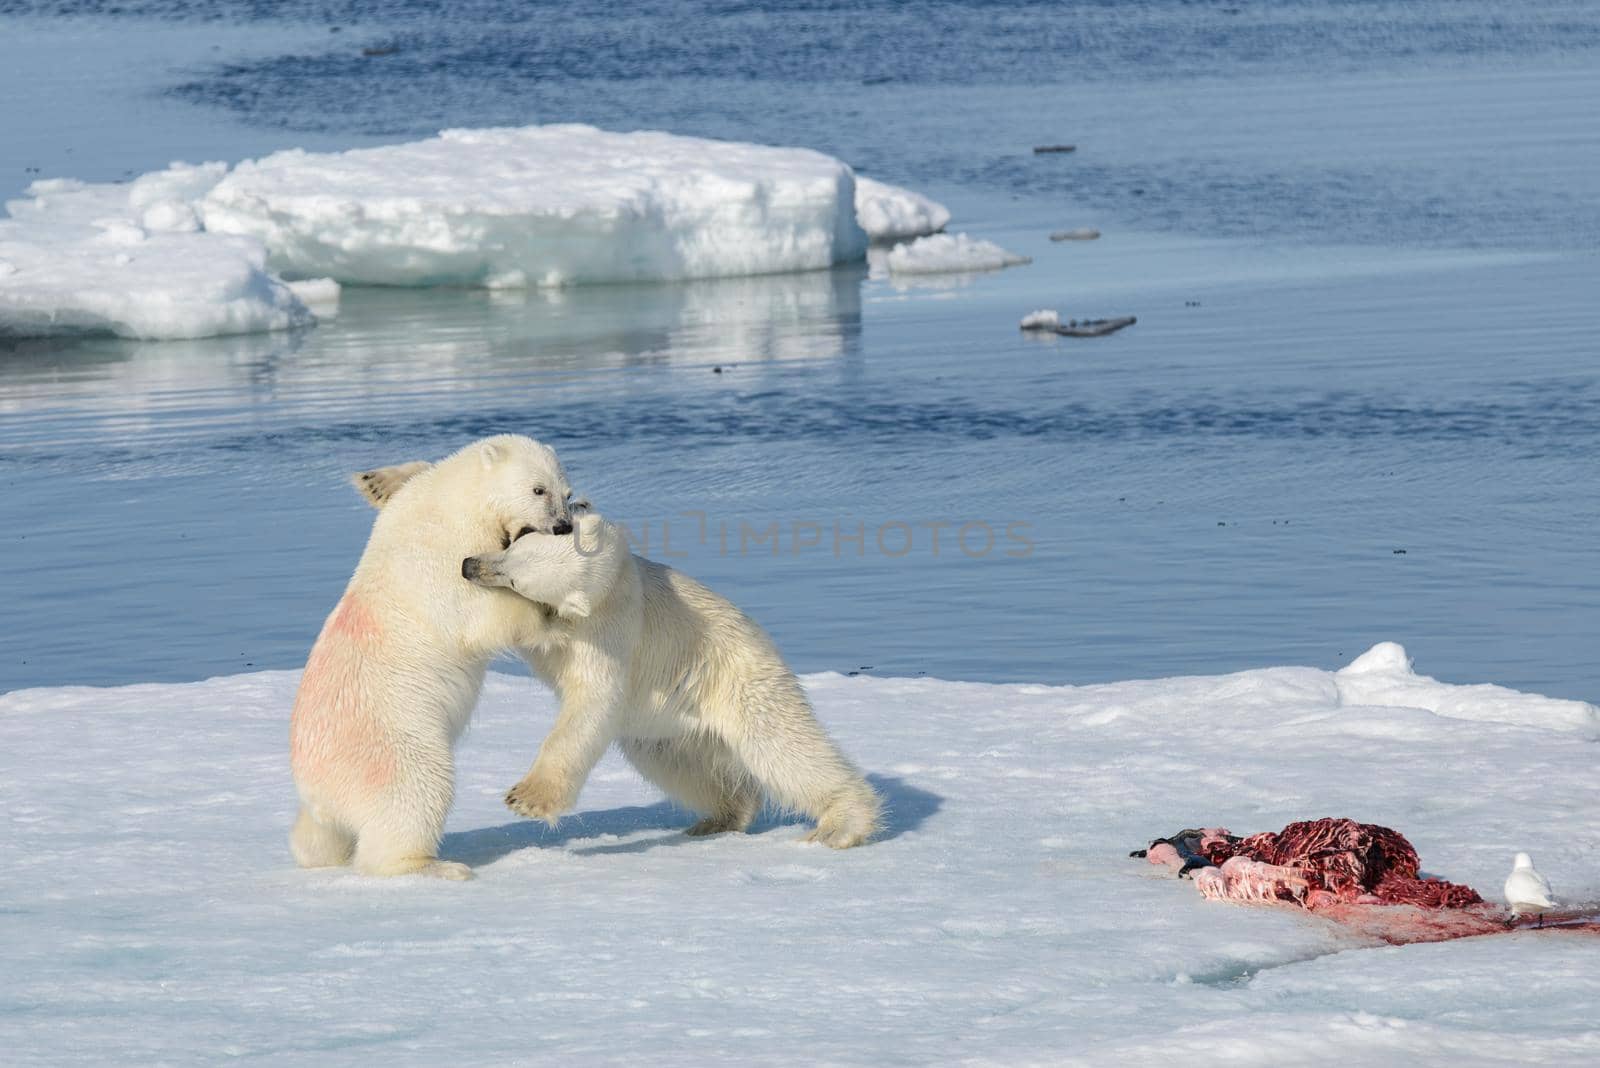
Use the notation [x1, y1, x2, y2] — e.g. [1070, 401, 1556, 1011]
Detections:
[288, 434, 583, 880]
[460, 514, 882, 848]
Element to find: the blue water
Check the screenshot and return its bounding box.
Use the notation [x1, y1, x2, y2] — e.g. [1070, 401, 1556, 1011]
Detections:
[2, 1, 1598, 699]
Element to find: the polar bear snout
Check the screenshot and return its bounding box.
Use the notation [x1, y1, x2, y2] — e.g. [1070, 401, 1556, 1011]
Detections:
[461, 554, 505, 586]
[552, 520, 574, 536]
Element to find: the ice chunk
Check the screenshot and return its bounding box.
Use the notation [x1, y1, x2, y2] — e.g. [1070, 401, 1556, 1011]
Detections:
[5, 162, 228, 232]
[139, 200, 202, 233]
[200, 125, 871, 287]
[286, 277, 342, 318]
[128, 160, 231, 209]
[0, 225, 311, 340]
[1020, 309, 1061, 330]
[854, 176, 950, 242]
[885, 232, 1031, 275]
[0, 166, 312, 340]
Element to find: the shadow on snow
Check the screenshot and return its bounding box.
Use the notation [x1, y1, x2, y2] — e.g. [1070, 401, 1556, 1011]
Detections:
[441, 773, 943, 867]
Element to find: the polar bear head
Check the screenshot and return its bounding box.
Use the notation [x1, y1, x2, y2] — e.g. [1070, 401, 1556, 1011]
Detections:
[461, 513, 626, 620]
[354, 434, 577, 549]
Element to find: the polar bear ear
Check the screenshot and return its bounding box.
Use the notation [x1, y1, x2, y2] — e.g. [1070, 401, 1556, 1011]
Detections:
[351, 461, 432, 509]
[478, 440, 503, 469]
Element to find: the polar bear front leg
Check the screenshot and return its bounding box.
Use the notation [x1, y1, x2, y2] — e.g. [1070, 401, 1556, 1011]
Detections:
[506, 652, 626, 825]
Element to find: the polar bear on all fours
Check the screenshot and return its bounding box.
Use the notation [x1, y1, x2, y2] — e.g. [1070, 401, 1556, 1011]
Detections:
[290, 434, 879, 880]
[460, 513, 882, 850]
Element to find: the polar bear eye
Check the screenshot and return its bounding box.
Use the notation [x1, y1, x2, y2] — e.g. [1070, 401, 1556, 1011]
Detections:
[532, 487, 546, 496]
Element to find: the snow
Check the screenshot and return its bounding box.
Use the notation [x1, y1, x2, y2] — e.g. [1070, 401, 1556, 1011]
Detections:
[853, 176, 950, 243]
[1337, 641, 1600, 736]
[200, 125, 870, 288]
[1020, 308, 1061, 330]
[2, 642, 1596, 1064]
[0, 164, 312, 340]
[885, 232, 1031, 275]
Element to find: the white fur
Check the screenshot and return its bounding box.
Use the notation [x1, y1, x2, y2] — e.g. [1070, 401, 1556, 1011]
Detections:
[288, 435, 581, 879]
[466, 515, 883, 848]
[472, 514, 624, 620]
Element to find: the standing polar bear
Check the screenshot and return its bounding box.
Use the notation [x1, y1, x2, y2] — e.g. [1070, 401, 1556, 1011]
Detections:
[461, 514, 882, 849]
[289, 435, 582, 879]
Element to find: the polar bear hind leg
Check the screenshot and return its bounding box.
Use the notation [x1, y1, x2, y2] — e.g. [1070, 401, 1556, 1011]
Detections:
[712, 686, 882, 849]
[351, 810, 473, 881]
[293, 798, 471, 880]
[343, 734, 473, 880]
[618, 734, 762, 836]
[289, 805, 356, 868]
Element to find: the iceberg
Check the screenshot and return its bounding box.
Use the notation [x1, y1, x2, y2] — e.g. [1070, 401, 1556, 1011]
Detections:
[201, 125, 871, 288]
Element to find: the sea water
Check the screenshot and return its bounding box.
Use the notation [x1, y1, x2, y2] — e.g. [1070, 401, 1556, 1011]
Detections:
[2, 0, 1597, 698]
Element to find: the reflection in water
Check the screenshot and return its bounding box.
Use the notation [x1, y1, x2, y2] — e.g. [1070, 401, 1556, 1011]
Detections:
[0, 267, 863, 465]
[863, 245, 989, 296]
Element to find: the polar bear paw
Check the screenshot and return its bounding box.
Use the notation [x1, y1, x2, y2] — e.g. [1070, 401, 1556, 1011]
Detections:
[354, 855, 475, 880]
[803, 788, 882, 849]
[504, 773, 574, 825]
[419, 860, 475, 881]
[685, 813, 749, 837]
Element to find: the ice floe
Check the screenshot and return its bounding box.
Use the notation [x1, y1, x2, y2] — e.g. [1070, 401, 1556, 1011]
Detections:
[2, 643, 1596, 1062]
[3, 127, 959, 338]
[284, 277, 342, 318]
[885, 231, 1030, 275]
[200, 125, 870, 288]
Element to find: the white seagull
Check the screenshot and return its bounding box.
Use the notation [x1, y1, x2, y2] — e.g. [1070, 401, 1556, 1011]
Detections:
[1504, 852, 1557, 920]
